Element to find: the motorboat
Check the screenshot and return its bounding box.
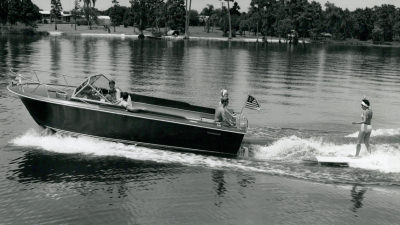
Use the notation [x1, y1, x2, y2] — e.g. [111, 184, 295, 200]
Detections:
[7, 70, 248, 155]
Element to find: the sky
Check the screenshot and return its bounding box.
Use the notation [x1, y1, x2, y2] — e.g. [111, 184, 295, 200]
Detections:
[33, 0, 400, 12]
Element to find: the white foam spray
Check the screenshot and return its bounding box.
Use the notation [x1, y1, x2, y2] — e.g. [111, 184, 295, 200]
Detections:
[10, 129, 266, 173]
[253, 135, 400, 173]
[346, 128, 400, 138]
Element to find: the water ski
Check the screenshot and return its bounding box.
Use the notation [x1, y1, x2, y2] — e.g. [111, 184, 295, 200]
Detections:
[303, 156, 358, 167]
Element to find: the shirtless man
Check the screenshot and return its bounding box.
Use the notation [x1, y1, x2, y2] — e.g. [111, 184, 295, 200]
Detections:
[215, 89, 235, 126]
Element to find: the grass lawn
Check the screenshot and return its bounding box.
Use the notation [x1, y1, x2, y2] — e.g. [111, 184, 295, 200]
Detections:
[37, 23, 140, 35]
[188, 25, 263, 39]
[37, 23, 266, 39]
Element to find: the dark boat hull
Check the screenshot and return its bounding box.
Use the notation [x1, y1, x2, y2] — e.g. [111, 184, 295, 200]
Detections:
[20, 96, 244, 155]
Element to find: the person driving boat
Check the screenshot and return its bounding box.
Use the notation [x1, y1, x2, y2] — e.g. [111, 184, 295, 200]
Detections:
[105, 80, 121, 103]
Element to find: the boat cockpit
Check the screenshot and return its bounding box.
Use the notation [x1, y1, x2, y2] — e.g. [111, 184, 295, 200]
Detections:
[70, 74, 220, 123]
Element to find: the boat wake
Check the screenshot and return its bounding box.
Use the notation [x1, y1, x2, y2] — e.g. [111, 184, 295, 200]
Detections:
[252, 135, 400, 173]
[10, 128, 400, 185]
[10, 129, 265, 173]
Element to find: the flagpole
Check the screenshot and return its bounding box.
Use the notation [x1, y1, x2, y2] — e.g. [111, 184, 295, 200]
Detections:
[240, 93, 249, 116]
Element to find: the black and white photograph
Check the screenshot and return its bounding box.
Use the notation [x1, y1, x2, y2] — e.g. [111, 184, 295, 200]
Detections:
[1, 0, 400, 224]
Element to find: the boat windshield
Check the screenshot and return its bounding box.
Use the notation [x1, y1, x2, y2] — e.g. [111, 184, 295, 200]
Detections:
[73, 74, 112, 103]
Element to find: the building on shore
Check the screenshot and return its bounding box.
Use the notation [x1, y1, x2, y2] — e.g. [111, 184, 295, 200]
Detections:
[39, 11, 110, 27]
[39, 11, 72, 23]
[97, 16, 111, 26]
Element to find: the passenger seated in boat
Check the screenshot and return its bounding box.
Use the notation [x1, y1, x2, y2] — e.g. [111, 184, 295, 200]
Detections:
[105, 80, 121, 103]
[119, 92, 146, 112]
[118, 92, 132, 108]
[215, 89, 235, 126]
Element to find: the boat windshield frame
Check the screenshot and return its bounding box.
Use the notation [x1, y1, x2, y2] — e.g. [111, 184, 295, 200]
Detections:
[71, 74, 114, 105]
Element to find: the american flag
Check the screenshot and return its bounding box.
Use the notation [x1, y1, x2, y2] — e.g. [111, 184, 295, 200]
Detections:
[245, 95, 260, 110]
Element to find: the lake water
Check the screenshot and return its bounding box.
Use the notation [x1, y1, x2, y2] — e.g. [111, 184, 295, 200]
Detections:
[1, 35, 400, 224]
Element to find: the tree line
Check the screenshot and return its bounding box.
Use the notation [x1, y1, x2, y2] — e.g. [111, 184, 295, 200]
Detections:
[106, 0, 188, 36]
[234, 0, 400, 42]
[102, 0, 400, 42]
[0, 0, 41, 26]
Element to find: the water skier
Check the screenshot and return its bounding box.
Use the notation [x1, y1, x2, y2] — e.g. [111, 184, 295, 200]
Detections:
[352, 98, 373, 156]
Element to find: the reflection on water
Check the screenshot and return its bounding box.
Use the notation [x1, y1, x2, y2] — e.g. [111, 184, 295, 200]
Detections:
[0, 38, 8, 76]
[83, 38, 98, 75]
[212, 170, 226, 207]
[11, 150, 183, 186]
[350, 184, 367, 214]
[50, 37, 61, 84]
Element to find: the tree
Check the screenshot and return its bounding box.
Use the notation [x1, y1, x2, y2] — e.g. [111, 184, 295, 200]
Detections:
[248, 7, 261, 37]
[340, 9, 355, 39]
[201, 4, 214, 16]
[71, 0, 81, 31]
[371, 25, 384, 43]
[352, 8, 374, 41]
[189, 10, 199, 26]
[81, 0, 97, 29]
[7, 0, 21, 25]
[51, 0, 62, 30]
[130, 0, 161, 37]
[374, 4, 397, 41]
[201, 4, 214, 32]
[236, 12, 249, 35]
[20, 0, 41, 26]
[123, 7, 133, 27]
[224, 0, 233, 39]
[272, 0, 287, 41]
[209, 12, 218, 32]
[324, 2, 345, 39]
[229, 1, 241, 35]
[184, 0, 192, 38]
[110, 0, 120, 32]
[130, 0, 147, 36]
[0, 0, 8, 25]
[276, 18, 292, 42]
[307, 1, 324, 39]
[129, 0, 137, 32]
[230, 1, 240, 16]
[166, 0, 185, 31]
[394, 21, 400, 40]
[250, 0, 278, 39]
[217, 6, 229, 35]
[238, 18, 247, 35]
[298, 2, 314, 40]
[153, 1, 166, 32]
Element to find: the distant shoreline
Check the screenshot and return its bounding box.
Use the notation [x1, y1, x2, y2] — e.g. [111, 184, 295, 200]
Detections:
[3, 24, 400, 47]
[0, 25, 49, 36]
[312, 38, 400, 47]
[38, 24, 308, 43]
